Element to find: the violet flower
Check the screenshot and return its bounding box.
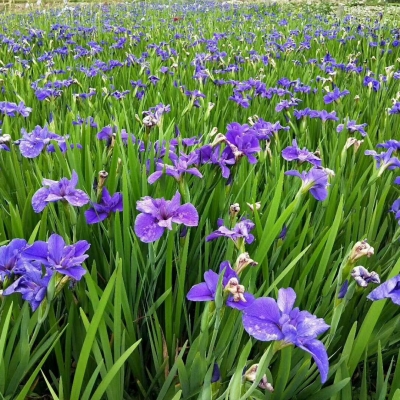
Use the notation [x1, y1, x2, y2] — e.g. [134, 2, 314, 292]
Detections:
[32, 171, 90, 213]
[389, 102, 400, 115]
[211, 146, 236, 179]
[312, 110, 339, 122]
[367, 275, 400, 305]
[365, 148, 400, 174]
[0, 239, 29, 279]
[351, 266, 380, 287]
[148, 153, 203, 184]
[0, 101, 32, 117]
[18, 125, 65, 158]
[282, 139, 322, 166]
[337, 120, 368, 137]
[390, 199, 400, 223]
[226, 123, 261, 164]
[285, 168, 330, 201]
[85, 188, 123, 224]
[242, 288, 330, 383]
[134, 191, 198, 243]
[2, 265, 53, 311]
[323, 87, 350, 104]
[377, 140, 400, 151]
[186, 261, 254, 310]
[206, 218, 255, 244]
[22, 233, 89, 281]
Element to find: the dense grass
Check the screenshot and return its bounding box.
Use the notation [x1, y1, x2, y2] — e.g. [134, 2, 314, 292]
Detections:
[1, 1, 400, 398]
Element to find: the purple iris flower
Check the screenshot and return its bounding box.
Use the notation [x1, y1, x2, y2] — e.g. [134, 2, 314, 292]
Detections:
[229, 93, 251, 108]
[252, 119, 289, 141]
[365, 148, 400, 172]
[18, 125, 65, 158]
[282, 139, 322, 166]
[389, 102, 400, 115]
[206, 218, 255, 244]
[367, 275, 400, 305]
[0, 101, 32, 117]
[275, 98, 302, 112]
[337, 120, 368, 137]
[226, 123, 261, 164]
[111, 90, 130, 100]
[35, 88, 62, 101]
[211, 364, 221, 383]
[22, 234, 89, 281]
[85, 188, 123, 224]
[2, 265, 53, 311]
[377, 140, 400, 151]
[0, 101, 19, 117]
[338, 280, 349, 299]
[211, 146, 236, 179]
[312, 110, 339, 122]
[363, 76, 380, 91]
[351, 266, 380, 287]
[242, 288, 330, 383]
[0, 132, 10, 151]
[390, 199, 400, 223]
[97, 126, 134, 146]
[0, 239, 29, 279]
[285, 168, 330, 201]
[32, 171, 90, 213]
[186, 261, 255, 310]
[134, 191, 199, 243]
[294, 108, 312, 120]
[323, 87, 350, 104]
[148, 153, 203, 184]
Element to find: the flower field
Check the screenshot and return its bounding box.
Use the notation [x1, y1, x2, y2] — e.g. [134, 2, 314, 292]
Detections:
[1, 1, 400, 398]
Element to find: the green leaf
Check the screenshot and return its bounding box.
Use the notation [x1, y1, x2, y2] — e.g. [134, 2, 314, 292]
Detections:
[70, 271, 117, 399]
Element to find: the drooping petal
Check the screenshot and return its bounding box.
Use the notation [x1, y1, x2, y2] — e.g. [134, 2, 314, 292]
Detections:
[85, 208, 109, 224]
[296, 313, 330, 339]
[298, 339, 329, 384]
[310, 185, 328, 201]
[367, 275, 400, 304]
[186, 282, 214, 301]
[22, 241, 49, 264]
[148, 171, 164, 184]
[186, 167, 203, 178]
[172, 203, 199, 227]
[277, 288, 297, 314]
[242, 315, 284, 341]
[45, 193, 64, 202]
[56, 265, 86, 281]
[285, 170, 304, 179]
[64, 190, 90, 207]
[134, 213, 165, 243]
[32, 187, 51, 213]
[243, 297, 282, 322]
[20, 140, 45, 158]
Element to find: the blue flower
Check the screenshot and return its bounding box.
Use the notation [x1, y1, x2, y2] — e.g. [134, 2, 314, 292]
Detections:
[186, 261, 254, 310]
[242, 288, 330, 383]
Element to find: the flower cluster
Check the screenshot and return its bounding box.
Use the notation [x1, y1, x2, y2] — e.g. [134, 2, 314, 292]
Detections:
[0, 234, 90, 310]
[188, 203, 330, 385]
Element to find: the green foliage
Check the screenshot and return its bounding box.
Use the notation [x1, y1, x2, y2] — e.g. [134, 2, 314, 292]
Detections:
[1, 1, 400, 399]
